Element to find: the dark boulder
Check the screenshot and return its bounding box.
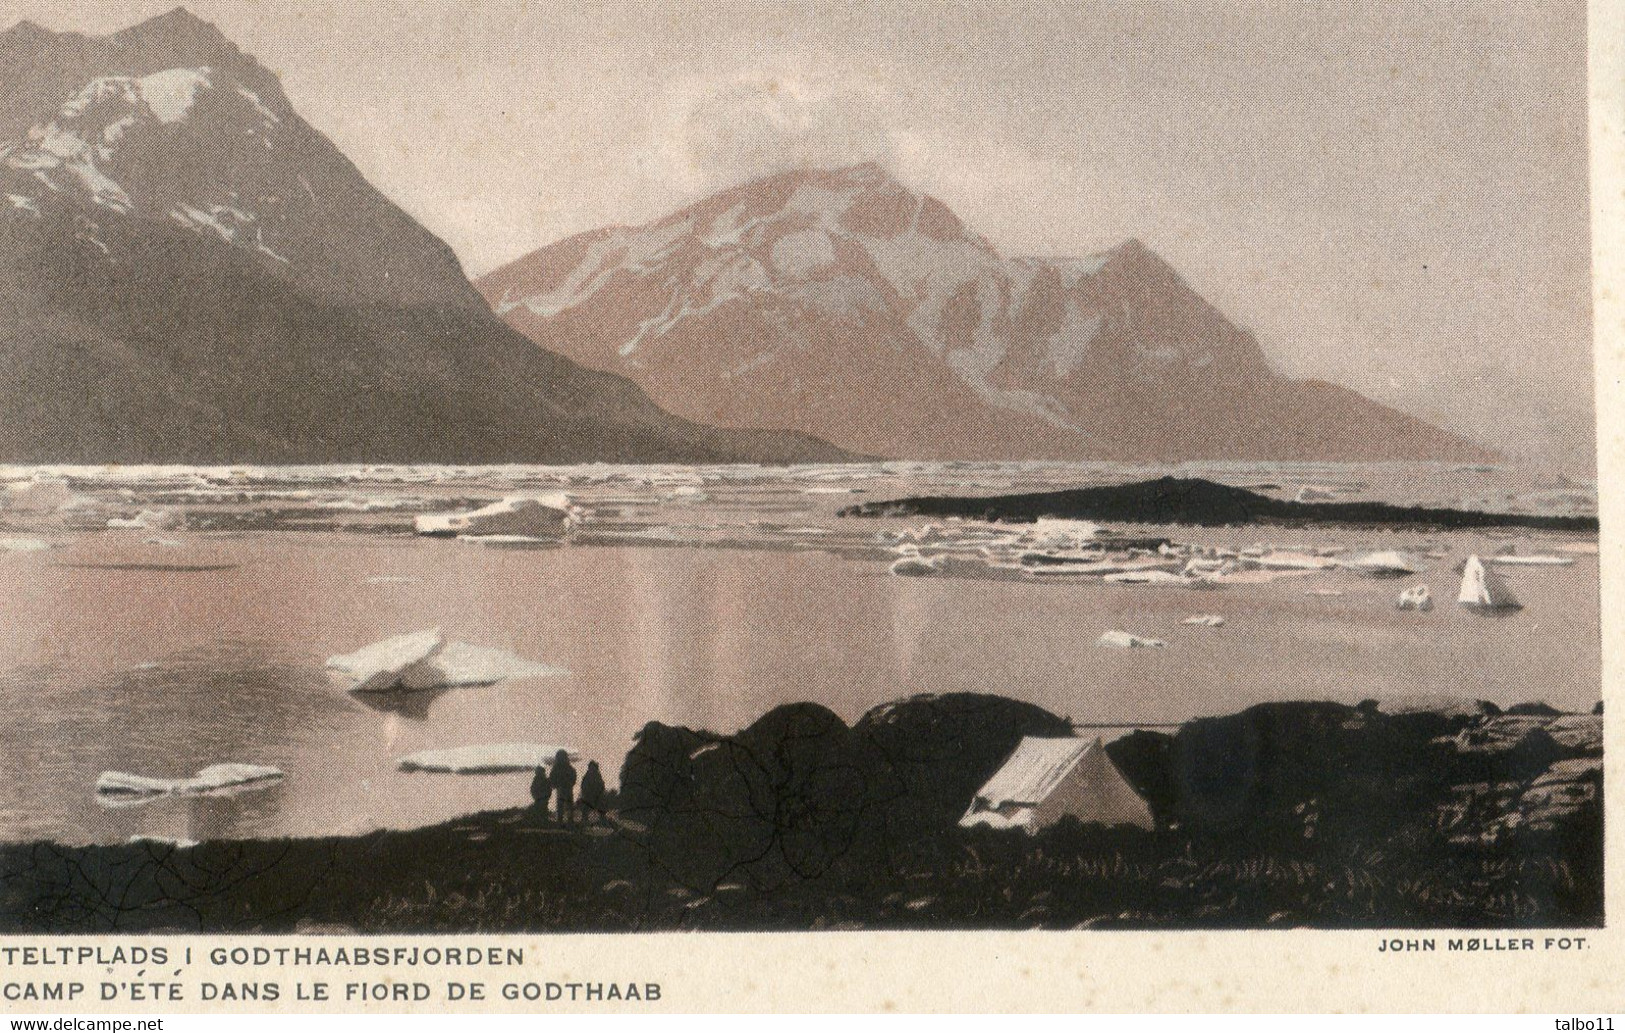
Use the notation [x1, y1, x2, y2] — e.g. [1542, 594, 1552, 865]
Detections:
[1104, 730, 1177, 820]
[851, 692, 1071, 842]
[616, 721, 721, 822]
[619, 704, 869, 892]
[1164, 701, 1450, 840]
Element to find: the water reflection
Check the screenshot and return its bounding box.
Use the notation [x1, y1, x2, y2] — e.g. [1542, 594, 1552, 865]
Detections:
[0, 461, 1601, 846]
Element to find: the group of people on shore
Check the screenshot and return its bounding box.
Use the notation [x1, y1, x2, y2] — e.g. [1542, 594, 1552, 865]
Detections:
[530, 751, 607, 825]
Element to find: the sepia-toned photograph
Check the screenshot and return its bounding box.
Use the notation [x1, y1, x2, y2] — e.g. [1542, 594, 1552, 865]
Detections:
[0, 0, 1605, 962]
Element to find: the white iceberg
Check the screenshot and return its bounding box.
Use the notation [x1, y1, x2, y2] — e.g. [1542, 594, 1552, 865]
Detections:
[1295, 486, 1337, 502]
[890, 554, 944, 577]
[328, 630, 567, 693]
[4, 477, 74, 513]
[1103, 569, 1196, 586]
[1182, 614, 1227, 627]
[107, 509, 182, 530]
[1396, 585, 1434, 612]
[1097, 630, 1166, 649]
[1339, 550, 1423, 578]
[326, 628, 445, 693]
[96, 763, 283, 805]
[398, 641, 569, 689]
[415, 494, 576, 538]
[1458, 555, 1522, 612]
[1484, 554, 1575, 567]
[396, 743, 583, 775]
[0, 537, 53, 553]
[1245, 551, 1339, 572]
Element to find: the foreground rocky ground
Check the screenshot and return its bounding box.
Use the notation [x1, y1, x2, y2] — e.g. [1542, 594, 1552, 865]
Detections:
[0, 694, 1600, 932]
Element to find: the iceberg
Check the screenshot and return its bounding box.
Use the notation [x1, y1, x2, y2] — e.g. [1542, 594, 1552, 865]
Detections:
[399, 641, 569, 689]
[107, 509, 182, 530]
[396, 743, 583, 775]
[1097, 630, 1166, 649]
[1396, 585, 1433, 611]
[1294, 486, 1337, 502]
[1103, 569, 1196, 586]
[1339, 550, 1423, 578]
[1245, 551, 1339, 572]
[1028, 517, 1105, 539]
[1458, 555, 1522, 612]
[329, 631, 567, 693]
[415, 494, 576, 538]
[0, 537, 53, 553]
[1484, 554, 1575, 567]
[4, 477, 74, 513]
[1182, 614, 1226, 627]
[326, 628, 445, 693]
[890, 554, 944, 577]
[96, 763, 283, 805]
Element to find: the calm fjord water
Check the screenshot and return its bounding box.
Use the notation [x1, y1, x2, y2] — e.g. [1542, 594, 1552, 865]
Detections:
[0, 461, 1597, 844]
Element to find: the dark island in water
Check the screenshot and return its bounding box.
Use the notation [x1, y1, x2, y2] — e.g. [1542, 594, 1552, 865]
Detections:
[839, 476, 1598, 532]
[0, 692, 1600, 933]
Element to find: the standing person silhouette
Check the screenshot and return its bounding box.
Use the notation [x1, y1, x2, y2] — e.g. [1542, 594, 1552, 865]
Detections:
[579, 760, 606, 824]
[529, 764, 552, 822]
[549, 749, 578, 825]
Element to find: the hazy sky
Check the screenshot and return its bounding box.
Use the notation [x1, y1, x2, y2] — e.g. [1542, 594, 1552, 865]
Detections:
[8, 1, 1596, 469]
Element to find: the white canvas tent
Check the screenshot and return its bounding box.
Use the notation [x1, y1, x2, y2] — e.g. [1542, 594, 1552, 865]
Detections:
[960, 736, 1154, 834]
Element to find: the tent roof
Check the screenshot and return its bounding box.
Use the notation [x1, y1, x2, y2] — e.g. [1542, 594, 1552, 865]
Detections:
[974, 736, 1095, 807]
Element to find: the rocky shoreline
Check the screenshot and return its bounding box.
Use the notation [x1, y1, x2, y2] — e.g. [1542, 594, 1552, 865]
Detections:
[0, 693, 1600, 933]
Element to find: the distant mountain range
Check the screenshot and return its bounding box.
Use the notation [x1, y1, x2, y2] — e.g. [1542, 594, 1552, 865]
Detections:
[480, 164, 1496, 463]
[1, 10, 1495, 467]
[0, 9, 847, 464]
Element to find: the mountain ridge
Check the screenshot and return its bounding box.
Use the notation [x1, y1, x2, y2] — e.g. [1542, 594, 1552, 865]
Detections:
[479, 163, 1496, 464]
[0, 10, 852, 464]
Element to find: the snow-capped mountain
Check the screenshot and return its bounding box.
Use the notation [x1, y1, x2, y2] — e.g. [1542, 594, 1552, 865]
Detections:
[480, 163, 1494, 462]
[0, 10, 846, 464]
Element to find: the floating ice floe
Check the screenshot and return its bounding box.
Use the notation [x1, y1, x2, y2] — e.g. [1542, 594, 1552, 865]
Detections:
[3, 477, 74, 513]
[326, 629, 566, 693]
[0, 537, 53, 552]
[107, 509, 182, 530]
[96, 763, 283, 805]
[1023, 518, 1106, 549]
[1304, 589, 1345, 597]
[395, 743, 583, 775]
[414, 494, 577, 538]
[403, 641, 569, 688]
[1396, 585, 1434, 612]
[890, 554, 944, 577]
[1458, 555, 1522, 612]
[1104, 569, 1201, 587]
[1294, 486, 1338, 502]
[1024, 557, 1183, 578]
[326, 628, 445, 692]
[1556, 542, 1599, 555]
[1244, 551, 1339, 572]
[1097, 630, 1166, 649]
[1485, 554, 1575, 567]
[1182, 614, 1226, 627]
[1339, 550, 1423, 578]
